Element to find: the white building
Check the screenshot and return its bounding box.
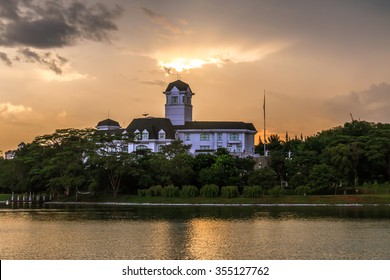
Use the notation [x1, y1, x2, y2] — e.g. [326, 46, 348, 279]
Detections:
[3, 142, 26, 160]
[96, 80, 257, 156]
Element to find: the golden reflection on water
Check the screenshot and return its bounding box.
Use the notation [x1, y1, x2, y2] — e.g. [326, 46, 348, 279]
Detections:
[1, 207, 390, 259]
[187, 219, 224, 259]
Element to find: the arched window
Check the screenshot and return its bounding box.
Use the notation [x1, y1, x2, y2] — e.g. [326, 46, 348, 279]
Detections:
[136, 145, 148, 151]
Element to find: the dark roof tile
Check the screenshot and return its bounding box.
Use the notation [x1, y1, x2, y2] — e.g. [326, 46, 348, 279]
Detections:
[96, 118, 120, 128]
[126, 118, 175, 139]
[175, 121, 256, 131]
[165, 80, 192, 92]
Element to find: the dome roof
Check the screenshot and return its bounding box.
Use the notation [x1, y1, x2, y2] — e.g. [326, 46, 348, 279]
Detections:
[96, 118, 120, 128]
[165, 80, 191, 92]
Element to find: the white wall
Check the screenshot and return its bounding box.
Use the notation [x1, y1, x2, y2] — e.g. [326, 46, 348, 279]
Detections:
[177, 130, 256, 155]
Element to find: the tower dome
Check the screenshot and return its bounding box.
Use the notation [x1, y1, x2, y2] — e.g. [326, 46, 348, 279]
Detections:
[96, 118, 121, 130]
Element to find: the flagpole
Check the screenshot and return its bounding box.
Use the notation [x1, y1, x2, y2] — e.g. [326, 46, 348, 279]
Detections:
[263, 90, 266, 156]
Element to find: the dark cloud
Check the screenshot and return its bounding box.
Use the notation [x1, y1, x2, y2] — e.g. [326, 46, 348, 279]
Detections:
[3, 18, 77, 48]
[0, 50, 11, 66]
[17, 47, 68, 74]
[0, 0, 20, 20]
[325, 83, 390, 123]
[0, 0, 123, 49]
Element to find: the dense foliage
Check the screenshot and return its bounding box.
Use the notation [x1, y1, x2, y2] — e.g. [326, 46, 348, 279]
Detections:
[0, 120, 389, 197]
[258, 120, 390, 194]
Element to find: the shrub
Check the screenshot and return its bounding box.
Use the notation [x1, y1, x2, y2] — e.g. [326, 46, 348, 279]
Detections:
[137, 189, 147, 196]
[181, 185, 199, 198]
[200, 184, 219, 198]
[242, 185, 263, 197]
[146, 185, 163, 196]
[295, 185, 311, 195]
[162, 185, 180, 197]
[221, 186, 239, 198]
[268, 186, 286, 196]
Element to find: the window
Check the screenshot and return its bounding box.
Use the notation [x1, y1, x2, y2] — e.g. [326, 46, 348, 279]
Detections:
[200, 145, 210, 150]
[136, 145, 148, 151]
[217, 133, 223, 141]
[171, 96, 178, 104]
[200, 133, 210, 141]
[229, 133, 239, 141]
[159, 130, 165, 140]
[158, 145, 164, 152]
[142, 129, 149, 140]
[182, 96, 186, 104]
[185, 133, 191, 141]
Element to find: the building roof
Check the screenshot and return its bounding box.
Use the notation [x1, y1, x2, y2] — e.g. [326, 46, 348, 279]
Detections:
[175, 121, 257, 131]
[126, 118, 176, 139]
[165, 80, 192, 92]
[96, 118, 120, 128]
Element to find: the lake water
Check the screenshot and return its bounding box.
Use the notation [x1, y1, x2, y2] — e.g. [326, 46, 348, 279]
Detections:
[0, 203, 389, 260]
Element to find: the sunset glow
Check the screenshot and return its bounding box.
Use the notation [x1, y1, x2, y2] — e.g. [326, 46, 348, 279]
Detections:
[159, 58, 206, 73]
[0, 0, 389, 151]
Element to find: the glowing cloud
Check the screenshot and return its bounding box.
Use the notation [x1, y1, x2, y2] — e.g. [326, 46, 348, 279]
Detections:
[57, 110, 68, 119]
[159, 58, 206, 73]
[0, 102, 32, 116]
[157, 42, 289, 74]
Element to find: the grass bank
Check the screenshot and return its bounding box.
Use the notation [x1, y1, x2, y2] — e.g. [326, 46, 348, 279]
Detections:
[58, 194, 390, 205]
[2, 193, 389, 205]
[0, 194, 11, 201]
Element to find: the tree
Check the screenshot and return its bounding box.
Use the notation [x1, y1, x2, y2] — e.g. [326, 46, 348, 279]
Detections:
[198, 154, 239, 186]
[94, 152, 133, 197]
[31, 128, 95, 196]
[322, 144, 354, 186]
[86, 130, 134, 197]
[267, 134, 283, 151]
[248, 168, 277, 190]
[193, 153, 216, 173]
[269, 150, 287, 182]
[234, 156, 256, 186]
[0, 159, 26, 192]
[168, 153, 195, 187]
[308, 164, 336, 194]
[159, 140, 191, 159]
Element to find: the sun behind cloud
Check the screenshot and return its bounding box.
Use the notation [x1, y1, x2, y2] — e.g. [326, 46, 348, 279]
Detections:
[159, 57, 206, 73]
[157, 42, 290, 74]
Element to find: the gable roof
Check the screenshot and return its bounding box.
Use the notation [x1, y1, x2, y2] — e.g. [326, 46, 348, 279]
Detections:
[96, 118, 120, 128]
[165, 80, 192, 92]
[126, 118, 176, 139]
[175, 121, 257, 131]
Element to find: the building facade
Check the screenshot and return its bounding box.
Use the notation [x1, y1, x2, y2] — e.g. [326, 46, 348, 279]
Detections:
[96, 80, 257, 156]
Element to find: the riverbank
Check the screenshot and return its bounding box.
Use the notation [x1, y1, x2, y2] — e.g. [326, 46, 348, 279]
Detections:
[2, 193, 390, 205]
[52, 194, 390, 205]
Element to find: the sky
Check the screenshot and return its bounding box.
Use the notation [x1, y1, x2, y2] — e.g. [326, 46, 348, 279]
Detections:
[1, 0, 389, 152]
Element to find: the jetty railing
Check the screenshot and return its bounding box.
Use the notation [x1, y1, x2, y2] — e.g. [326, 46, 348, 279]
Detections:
[7, 192, 53, 204]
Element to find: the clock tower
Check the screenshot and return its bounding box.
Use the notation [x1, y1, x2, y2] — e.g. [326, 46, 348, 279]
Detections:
[163, 80, 194, 125]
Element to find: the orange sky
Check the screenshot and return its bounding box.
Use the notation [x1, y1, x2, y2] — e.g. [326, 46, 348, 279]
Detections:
[1, 0, 390, 152]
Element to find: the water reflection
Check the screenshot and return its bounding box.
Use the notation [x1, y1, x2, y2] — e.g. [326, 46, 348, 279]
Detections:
[0, 204, 389, 259]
